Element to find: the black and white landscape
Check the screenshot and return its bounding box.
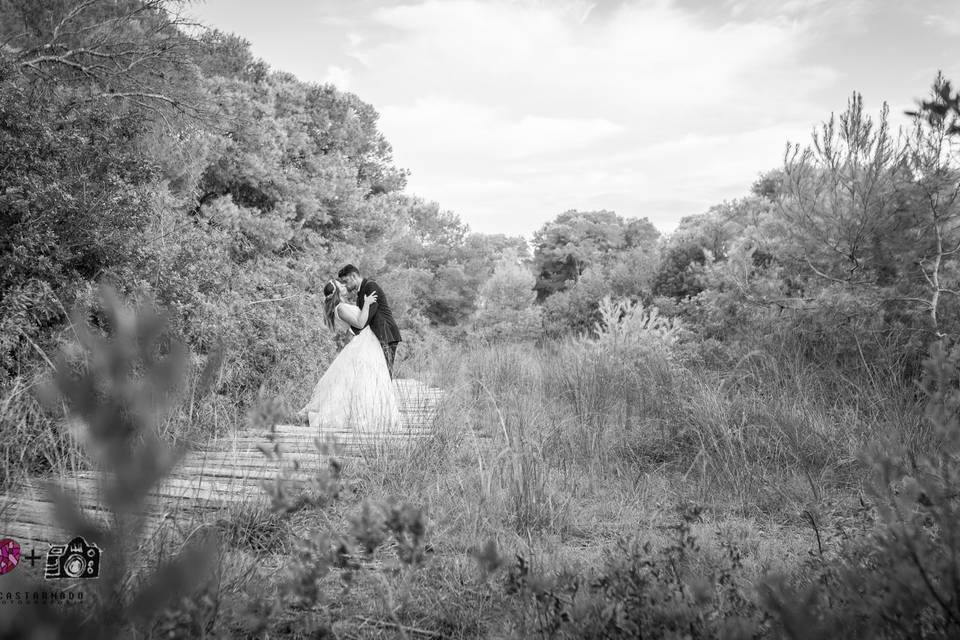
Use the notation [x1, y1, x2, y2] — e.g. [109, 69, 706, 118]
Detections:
[2, 1, 960, 638]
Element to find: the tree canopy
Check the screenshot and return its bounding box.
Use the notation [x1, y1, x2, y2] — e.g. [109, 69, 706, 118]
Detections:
[0, 0, 525, 387]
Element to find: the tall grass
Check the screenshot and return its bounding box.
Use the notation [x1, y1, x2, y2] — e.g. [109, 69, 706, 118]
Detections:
[0, 374, 82, 490]
[0, 342, 244, 493]
[423, 296, 924, 522]
[758, 339, 960, 639]
[1, 287, 945, 638]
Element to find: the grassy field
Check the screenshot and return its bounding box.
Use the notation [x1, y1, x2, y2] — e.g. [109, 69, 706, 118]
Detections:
[194, 333, 900, 638]
[1, 298, 952, 639]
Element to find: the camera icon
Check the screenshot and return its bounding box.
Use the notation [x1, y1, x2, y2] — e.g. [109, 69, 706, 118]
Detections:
[45, 536, 101, 579]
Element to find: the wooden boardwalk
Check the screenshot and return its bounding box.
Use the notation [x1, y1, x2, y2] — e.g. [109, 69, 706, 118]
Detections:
[1, 379, 444, 552]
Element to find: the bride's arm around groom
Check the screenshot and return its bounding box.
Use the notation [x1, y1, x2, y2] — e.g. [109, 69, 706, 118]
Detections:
[337, 292, 377, 329]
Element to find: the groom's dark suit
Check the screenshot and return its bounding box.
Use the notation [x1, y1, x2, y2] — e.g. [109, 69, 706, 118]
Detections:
[354, 278, 402, 376]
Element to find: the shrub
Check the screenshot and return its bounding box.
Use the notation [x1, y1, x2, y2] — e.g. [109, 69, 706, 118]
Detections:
[543, 297, 689, 468]
[473, 257, 542, 343]
[476, 507, 766, 639]
[761, 338, 960, 639]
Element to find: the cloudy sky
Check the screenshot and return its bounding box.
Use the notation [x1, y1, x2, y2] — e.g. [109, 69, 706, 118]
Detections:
[187, 0, 960, 238]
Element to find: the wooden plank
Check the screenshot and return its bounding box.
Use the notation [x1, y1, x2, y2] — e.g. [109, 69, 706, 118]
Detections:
[61, 468, 282, 485]
[172, 462, 319, 476]
[59, 472, 288, 492]
[180, 452, 319, 466]
[195, 443, 429, 460]
[2, 379, 446, 555]
[166, 465, 314, 481]
[2, 521, 87, 551]
[23, 475, 283, 508]
[211, 426, 436, 440]
[25, 460, 320, 489]
[178, 454, 316, 467]
[154, 476, 278, 501]
[209, 430, 436, 444]
[203, 436, 433, 450]
[38, 482, 271, 507]
[272, 425, 437, 436]
[9, 495, 243, 521]
[4, 498, 114, 529]
[9, 493, 251, 523]
[2, 511, 201, 556]
[277, 421, 438, 432]
[68, 459, 318, 480]
[169, 469, 318, 483]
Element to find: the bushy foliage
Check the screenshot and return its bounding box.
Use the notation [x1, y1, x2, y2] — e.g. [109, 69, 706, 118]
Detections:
[631, 82, 960, 391]
[0, 1, 531, 480]
[539, 266, 609, 337]
[0, 59, 159, 375]
[652, 242, 710, 300]
[592, 296, 685, 350]
[473, 255, 542, 342]
[530, 209, 660, 336]
[538, 250, 659, 337]
[776, 88, 960, 341]
[473, 508, 765, 639]
[537, 298, 691, 471]
[761, 338, 960, 639]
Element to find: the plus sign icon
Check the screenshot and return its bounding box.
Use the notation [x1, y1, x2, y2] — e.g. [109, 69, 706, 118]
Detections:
[22, 548, 42, 568]
[0, 538, 21, 575]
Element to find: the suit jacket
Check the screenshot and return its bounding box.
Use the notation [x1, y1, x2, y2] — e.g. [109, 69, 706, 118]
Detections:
[354, 278, 402, 344]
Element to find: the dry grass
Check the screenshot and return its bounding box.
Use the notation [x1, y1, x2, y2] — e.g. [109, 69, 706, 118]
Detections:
[206, 323, 897, 637]
[0, 292, 936, 638]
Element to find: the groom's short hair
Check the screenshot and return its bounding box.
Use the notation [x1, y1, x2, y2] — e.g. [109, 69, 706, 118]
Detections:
[337, 264, 360, 279]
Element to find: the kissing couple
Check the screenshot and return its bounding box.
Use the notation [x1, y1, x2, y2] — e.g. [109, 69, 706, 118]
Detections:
[298, 264, 403, 434]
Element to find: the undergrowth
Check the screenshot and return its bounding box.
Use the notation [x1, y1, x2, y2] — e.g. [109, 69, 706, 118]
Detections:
[3, 290, 957, 639]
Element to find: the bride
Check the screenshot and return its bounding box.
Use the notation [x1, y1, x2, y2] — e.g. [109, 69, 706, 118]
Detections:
[299, 279, 402, 435]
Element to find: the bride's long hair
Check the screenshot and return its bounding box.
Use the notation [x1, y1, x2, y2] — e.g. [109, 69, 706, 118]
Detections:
[322, 280, 341, 331]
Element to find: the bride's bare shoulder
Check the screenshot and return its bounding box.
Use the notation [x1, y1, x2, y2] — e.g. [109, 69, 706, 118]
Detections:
[336, 302, 360, 323]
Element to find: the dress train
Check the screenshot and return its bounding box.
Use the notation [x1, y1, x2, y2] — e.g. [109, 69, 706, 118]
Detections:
[299, 326, 402, 435]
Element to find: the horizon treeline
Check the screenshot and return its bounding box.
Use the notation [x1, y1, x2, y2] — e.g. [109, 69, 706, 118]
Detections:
[3, 0, 960, 411]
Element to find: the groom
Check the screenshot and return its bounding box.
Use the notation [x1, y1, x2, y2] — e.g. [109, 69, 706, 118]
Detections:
[337, 264, 402, 377]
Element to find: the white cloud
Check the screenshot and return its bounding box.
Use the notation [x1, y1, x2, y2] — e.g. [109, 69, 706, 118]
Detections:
[337, 0, 837, 235]
[184, 0, 960, 236]
[322, 65, 353, 90]
[924, 12, 960, 36]
[380, 99, 622, 160]
[362, 0, 829, 122]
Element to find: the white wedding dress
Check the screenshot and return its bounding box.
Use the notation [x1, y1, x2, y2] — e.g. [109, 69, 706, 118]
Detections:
[299, 304, 402, 435]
